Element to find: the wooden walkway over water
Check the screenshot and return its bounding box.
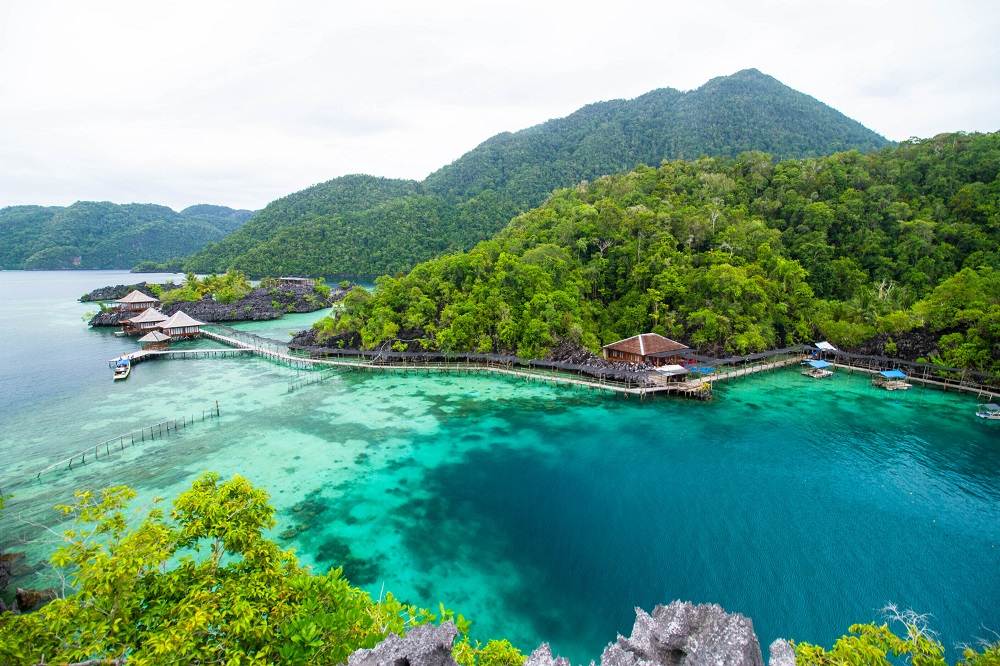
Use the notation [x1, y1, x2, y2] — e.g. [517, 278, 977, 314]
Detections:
[112, 330, 810, 400]
[111, 330, 1000, 402]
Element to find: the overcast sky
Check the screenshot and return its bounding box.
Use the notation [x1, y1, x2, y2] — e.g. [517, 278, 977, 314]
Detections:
[1, 0, 998, 212]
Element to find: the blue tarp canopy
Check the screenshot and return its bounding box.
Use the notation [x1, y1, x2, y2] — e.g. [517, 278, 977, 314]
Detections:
[807, 360, 832, 369]
[879, 369, 906, 379]
[688, 365, 715, 374]
[115, 358, 131, 366]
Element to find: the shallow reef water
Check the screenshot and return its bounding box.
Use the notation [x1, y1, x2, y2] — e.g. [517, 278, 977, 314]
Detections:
[0, 271, 998, 664]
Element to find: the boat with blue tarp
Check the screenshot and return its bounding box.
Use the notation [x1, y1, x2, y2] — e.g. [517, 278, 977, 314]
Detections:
[802, 359, 834, 379]
[872, 369, 910, 390]
[110, 356, 131, 381]
[977, 403, 1000, 420]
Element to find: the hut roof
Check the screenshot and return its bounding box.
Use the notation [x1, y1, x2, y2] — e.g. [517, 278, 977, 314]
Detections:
[116, 289, 157, 304]
[604, 333, 688, 356]
[138, 330, 171, 343]
[159, 311, 205, 329]
[127, 307, 168, 324]
[815, 341, 837, 351]
[654, 364, 689, 376]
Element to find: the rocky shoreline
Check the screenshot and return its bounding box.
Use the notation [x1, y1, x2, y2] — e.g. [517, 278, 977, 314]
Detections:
[288, 331, 657, 373]
[87, 282, 353, 327]
[81, 282, 182, 302]
[349, 601, 795, 666]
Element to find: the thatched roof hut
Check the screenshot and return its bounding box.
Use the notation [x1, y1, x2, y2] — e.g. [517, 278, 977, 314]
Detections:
[122, 307, 168, 334]
[159, 311, 205, 338]
[115, 289, 159, 312]
[138, 330, 171, 350]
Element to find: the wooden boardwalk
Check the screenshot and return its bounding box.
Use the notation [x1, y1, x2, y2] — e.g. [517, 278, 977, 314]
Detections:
[114, 331, 1000, 402]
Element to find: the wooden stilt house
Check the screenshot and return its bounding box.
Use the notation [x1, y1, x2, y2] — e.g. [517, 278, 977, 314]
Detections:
[138, 330, 171, 350]
[122, 307, 168, 335]
[115, 289, 159, 312]
[158, 311, 205, 339]
[602, 333, 689, 366]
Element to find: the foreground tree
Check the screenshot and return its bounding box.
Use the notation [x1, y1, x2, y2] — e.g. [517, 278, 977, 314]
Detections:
[0, 473, 522, 666]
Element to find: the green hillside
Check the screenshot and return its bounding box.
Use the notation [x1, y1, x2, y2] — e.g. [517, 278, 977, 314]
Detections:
[313, 132, 1000, 374]
[0, 202, 255, 270]
[183, 69, 891, 277]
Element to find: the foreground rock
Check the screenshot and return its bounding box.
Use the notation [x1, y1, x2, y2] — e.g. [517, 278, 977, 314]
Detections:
[605, 602, 764, 666]
[15, 586, 57, 611]
[346, 602, 794, 666]
[349, 622, 459, 666]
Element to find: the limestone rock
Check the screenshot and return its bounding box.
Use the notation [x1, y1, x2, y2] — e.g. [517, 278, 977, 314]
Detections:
[524, 644, 573, 666]
[611, 601, 764, 666]
[348, 621, 459, 666]
[15, 587, 57, 611]
[768, 640, 795, 666]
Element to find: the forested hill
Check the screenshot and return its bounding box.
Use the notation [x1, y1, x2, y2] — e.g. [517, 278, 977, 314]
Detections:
[181, 69, 891, 277]
[0, 202, 255, 270]
[314, 132, 1000, 375]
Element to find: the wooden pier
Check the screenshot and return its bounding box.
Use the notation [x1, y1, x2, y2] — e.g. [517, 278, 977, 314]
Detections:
[111, 329, 1000, 402]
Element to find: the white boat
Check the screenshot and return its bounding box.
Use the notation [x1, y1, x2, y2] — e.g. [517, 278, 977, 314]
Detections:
[110, 357, 131, 380]
[873, 369, 911, 390]
[801, 359, 834, 378]
[976, 403, 1000, 420]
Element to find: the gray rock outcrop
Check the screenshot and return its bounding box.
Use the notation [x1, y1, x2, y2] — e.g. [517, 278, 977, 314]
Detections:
[610, 602, 764, 666]
[348, 621, 459, 666]
[767, 640, 795, 666]
[344, 602, 794, 666]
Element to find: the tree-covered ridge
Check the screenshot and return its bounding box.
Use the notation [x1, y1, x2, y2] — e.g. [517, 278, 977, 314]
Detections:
[315, 132, 1000, 374]
[0, 201, 256, 270]
[182, 69, 891, 277]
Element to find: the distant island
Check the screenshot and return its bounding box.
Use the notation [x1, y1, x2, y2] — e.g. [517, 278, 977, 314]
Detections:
[83, 273, 350, 327]
[0, 202, 255, 270]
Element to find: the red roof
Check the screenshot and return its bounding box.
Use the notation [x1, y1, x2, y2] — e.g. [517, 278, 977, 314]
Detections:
[603, 333, 688, 356]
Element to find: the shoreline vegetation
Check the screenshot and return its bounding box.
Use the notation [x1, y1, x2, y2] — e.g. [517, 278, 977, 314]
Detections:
[83, 272, 353, 326]
[0, 475, 997, 665]
[300, 132, 1000, 377]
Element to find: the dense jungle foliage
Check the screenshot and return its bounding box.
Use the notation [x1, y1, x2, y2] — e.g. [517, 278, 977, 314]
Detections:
[156, 270, 255, 305]
[314, 132, 1000, 373]
[1, 477, 997, 666]
[182, 70, 889, 277]
[0, 202, 254, 270]
[0, 474, 524, 665]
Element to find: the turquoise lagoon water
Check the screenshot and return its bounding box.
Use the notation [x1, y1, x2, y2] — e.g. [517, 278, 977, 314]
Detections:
[0, 271, 998, 662]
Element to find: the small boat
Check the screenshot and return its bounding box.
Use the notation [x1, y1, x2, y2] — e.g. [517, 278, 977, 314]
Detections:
[976, 403, 1000, 420]
[801, 359, 834, 378]
[110, 357, 131, 380]
[872, 369, 911, 390]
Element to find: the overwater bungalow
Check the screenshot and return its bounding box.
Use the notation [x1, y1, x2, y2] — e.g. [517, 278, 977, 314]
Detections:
[137, 330, 171, 350]
[279, 276, 315, 287]
[114, 289, 159, 312]
[158, 311, 205, 339]
[872, 369, 911, 390]
[122, 307, 168, 335]
[802, 359, 834, 378]
[603, 333, 689, 366]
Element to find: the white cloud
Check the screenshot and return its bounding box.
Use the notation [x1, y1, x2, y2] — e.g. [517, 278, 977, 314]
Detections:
[1, 0, 997, 211]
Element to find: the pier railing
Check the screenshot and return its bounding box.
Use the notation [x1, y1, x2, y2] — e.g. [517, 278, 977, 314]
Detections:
[3, 402, 224, 489]
[193, 325, 1000, 399]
